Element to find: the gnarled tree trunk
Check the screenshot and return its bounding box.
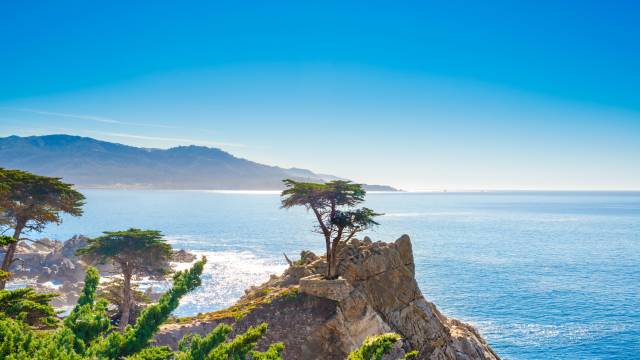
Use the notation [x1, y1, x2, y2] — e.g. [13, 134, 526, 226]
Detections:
[0, 222, 24, 290]
[119, 267, 132, 331]
[329, 239, 341, 279]
[325, 237, 332, 278]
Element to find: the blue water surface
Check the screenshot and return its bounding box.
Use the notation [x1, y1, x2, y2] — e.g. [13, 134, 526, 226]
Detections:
[39, 190, 640, 359]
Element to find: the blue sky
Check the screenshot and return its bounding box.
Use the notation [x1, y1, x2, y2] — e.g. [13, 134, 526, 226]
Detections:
[1, 1, 639, 190]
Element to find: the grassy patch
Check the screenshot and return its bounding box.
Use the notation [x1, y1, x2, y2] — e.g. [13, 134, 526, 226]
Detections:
[169, 286, 300, 324]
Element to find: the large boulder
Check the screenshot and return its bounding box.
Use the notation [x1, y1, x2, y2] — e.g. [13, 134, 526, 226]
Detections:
[334, 235, 499, 359]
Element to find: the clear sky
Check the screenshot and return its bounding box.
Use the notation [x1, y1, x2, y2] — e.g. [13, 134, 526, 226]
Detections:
[1, 1, 639, 190]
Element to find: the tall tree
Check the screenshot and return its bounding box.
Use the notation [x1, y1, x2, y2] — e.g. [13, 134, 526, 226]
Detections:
[281, 180, 381, 278]
[77, 228, 172, 331]
[0, 168, 85, 289]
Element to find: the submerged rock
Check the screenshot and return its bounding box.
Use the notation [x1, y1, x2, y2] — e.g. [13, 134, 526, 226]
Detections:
[171, 249, 197, 263]
[156, 235, 500, 359]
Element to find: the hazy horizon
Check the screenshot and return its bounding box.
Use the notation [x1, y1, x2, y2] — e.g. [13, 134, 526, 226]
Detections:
[2, 2, 639, 191]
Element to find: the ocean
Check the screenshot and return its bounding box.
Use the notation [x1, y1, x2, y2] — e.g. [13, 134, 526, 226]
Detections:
[38, 190, 640, 359]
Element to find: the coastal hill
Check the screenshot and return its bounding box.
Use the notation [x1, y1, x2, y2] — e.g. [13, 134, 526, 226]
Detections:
[0, 135, 396, 191]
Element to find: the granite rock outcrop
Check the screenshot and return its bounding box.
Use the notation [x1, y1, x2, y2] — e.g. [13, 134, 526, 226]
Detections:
[155, 235, 499, 359]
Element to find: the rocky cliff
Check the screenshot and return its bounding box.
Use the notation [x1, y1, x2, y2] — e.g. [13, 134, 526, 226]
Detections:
[155, 235, 499, 359]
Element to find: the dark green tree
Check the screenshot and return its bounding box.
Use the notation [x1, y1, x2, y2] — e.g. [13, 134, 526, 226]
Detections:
[0, 168, 85, 289]
[281, 180, 381, 278]
[0, 287, 59, 328]
[77, 228, 172, 331]
[0, 236, 14, 282]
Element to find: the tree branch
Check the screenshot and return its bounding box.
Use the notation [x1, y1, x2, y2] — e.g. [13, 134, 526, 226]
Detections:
[311, 206, 331, 240]
[344, 228, 359, 243]
[283, 253, 293, 267]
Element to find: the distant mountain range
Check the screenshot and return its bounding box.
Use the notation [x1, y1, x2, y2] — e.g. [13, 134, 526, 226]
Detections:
[0, 135, 397, 191]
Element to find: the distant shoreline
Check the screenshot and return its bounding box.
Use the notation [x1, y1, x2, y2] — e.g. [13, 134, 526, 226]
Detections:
[73, 187, 640, 195]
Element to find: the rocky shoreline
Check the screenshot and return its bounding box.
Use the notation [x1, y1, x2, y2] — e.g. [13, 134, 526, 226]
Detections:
[4, 235, 196, 308]
[155, 235, 499, 359]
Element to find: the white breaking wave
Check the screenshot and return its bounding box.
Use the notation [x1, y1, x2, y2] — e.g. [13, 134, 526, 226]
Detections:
[172, 250, 287, 316]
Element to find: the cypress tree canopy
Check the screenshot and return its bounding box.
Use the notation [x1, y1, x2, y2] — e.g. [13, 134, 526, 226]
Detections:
[77, 228, 172, 277]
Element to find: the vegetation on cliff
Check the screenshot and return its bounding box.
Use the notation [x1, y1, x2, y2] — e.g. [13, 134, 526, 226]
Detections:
[347, 333, 418, 360]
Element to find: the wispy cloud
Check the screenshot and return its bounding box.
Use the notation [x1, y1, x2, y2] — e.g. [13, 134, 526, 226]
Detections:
[3, 108, 178, 129]
[89, 131, 245, 148]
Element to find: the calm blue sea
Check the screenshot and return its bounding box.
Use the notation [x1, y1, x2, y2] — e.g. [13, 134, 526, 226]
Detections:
[39, 190, 640, 359]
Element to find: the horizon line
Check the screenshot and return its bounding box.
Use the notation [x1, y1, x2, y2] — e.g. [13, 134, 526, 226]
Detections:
[73, 187, 640, 193]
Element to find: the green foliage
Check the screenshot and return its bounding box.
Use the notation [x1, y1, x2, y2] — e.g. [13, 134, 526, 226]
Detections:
[403, 350, 419, 359]
[208, 323, 276, 360]
[76, 229, 172, 275]
[0, 236, 14, 282]
[251, 342, 285, 360]
[0, 288, 59, 328]
[330, 207, 382, 233]
[0, 167, 85, 232]
[64, 267, 111, 351]
[0, 235, 16, 246]
[125, 346, 174, 360]
[281, 179, 366, 210]
[347, 333, 401, 360]
[0, 259, 284, 359]
[176, 323, 231, 359]
[75, 267, 100, 308]
[0, 315, 39, 359]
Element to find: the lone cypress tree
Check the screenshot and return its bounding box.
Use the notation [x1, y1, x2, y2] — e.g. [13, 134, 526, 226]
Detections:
[281, 180, 381, 278]
[0, 168, 85, 289]
[77, 228, 172, 331]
